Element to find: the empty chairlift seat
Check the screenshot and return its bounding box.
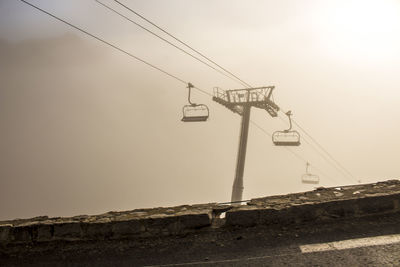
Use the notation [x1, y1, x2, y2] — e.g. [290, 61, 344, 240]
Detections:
[301, 173, 320, 184]
[272, 130, 301, 146]
[181, 82, 209, 122]
[302, 162, 319, 184]
[272, 110, 300, 146]
[181, 104, 209, 122]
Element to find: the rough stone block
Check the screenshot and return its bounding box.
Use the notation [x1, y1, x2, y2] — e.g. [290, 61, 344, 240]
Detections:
[393, 199, 400, 211]
[258, 208, 280, 224]
[322, 199, 358, 218]
[284, 204, 316, 224]
[313, 206, 330, 221]
[0, 225, 12, 243]
[179, 214, 211, 229]
[146, 216, 178, 235]
[226, 208, 259, 227]
[82, 222, 112, 240]
[13, 226, 32, 243]
[358, 195, 397, 214]
[166, 220, 182, 235]
[53, 222, 81, 240]
[270, 208, 299, 225]
[111, 219, 145, 238]
[36, 224, 53, 242]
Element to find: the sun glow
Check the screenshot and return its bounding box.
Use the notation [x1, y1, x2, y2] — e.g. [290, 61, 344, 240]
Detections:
[316, 0, 400, 62]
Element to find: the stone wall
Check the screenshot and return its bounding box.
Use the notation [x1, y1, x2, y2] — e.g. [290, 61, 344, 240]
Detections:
[0, 204, 214, 244]
[1, 180, 400, 245]
[226, 180, 400, 226]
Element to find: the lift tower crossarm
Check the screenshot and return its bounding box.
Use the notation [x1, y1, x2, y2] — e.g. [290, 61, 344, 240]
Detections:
[213, 86, 280, 204]
[213, 86, 279, 116]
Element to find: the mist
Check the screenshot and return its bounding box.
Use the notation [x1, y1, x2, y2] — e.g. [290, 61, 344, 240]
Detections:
[0, 34, 241, 220]
[1, 0, 400, 221]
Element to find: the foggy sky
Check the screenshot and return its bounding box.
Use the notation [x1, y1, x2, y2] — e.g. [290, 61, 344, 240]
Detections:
[1, 0, 400, 220]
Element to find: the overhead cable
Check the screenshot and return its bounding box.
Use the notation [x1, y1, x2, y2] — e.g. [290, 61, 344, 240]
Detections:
[20, 0, 352, 186]
[113, 0, 253, 88]
[250, 121, 341, 185]
[113, 0, 356, 183]
[95, 0, 248, 87]
[19, 0, 209, 97]
[293, 118, 356, 180]
[279, 108, 357, 182]
[276, 112, 354, 182]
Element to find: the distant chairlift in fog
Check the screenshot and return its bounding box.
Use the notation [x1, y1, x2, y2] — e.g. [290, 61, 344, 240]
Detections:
[302, 162, 320, 184]
[181, 83, 209, 122]
[272, 110, 300, 146]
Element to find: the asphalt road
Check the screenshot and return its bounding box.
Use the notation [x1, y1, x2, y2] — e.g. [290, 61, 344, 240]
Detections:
[2, 212, 400, 266]
[151, 237, 400, 267]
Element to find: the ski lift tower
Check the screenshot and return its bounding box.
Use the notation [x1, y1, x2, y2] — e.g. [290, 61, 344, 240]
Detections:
[213, 86, 280, 203]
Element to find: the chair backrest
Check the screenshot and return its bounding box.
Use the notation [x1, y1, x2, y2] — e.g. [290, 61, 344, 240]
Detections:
[272, 130, 301, 146]
[301, 174, 319, 184]
[182, 104, 209, 122]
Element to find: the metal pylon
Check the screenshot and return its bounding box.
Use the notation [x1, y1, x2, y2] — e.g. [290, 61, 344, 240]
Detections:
[213, 86, 279, 204]
[231, 105, 251, 203]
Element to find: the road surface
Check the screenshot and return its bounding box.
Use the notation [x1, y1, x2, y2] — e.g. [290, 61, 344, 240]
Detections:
[2, 212, 400, 266]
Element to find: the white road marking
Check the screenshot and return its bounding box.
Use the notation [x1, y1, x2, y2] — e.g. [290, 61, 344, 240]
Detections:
[300, 233, 400, 253]
[146, 234, 400, 266]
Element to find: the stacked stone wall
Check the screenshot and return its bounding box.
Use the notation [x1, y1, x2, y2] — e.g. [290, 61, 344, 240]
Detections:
[1, 180, 400, 245]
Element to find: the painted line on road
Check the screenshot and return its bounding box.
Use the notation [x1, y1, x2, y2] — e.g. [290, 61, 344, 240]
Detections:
[146, 234, 400, 266]
[300, 233, 400, 253]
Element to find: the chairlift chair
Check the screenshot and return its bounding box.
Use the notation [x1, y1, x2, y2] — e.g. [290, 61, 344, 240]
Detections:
[181, 83, 209, 122]
[302, 162, 319, 184]
[182, 104, 209, 122]
[272, 111, 300, 146]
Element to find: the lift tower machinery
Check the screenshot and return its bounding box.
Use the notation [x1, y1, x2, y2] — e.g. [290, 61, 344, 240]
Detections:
[213, 86, 280, 203]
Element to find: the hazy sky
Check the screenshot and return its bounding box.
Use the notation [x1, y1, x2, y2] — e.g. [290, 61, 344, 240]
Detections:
[1, 0, 400, 220]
